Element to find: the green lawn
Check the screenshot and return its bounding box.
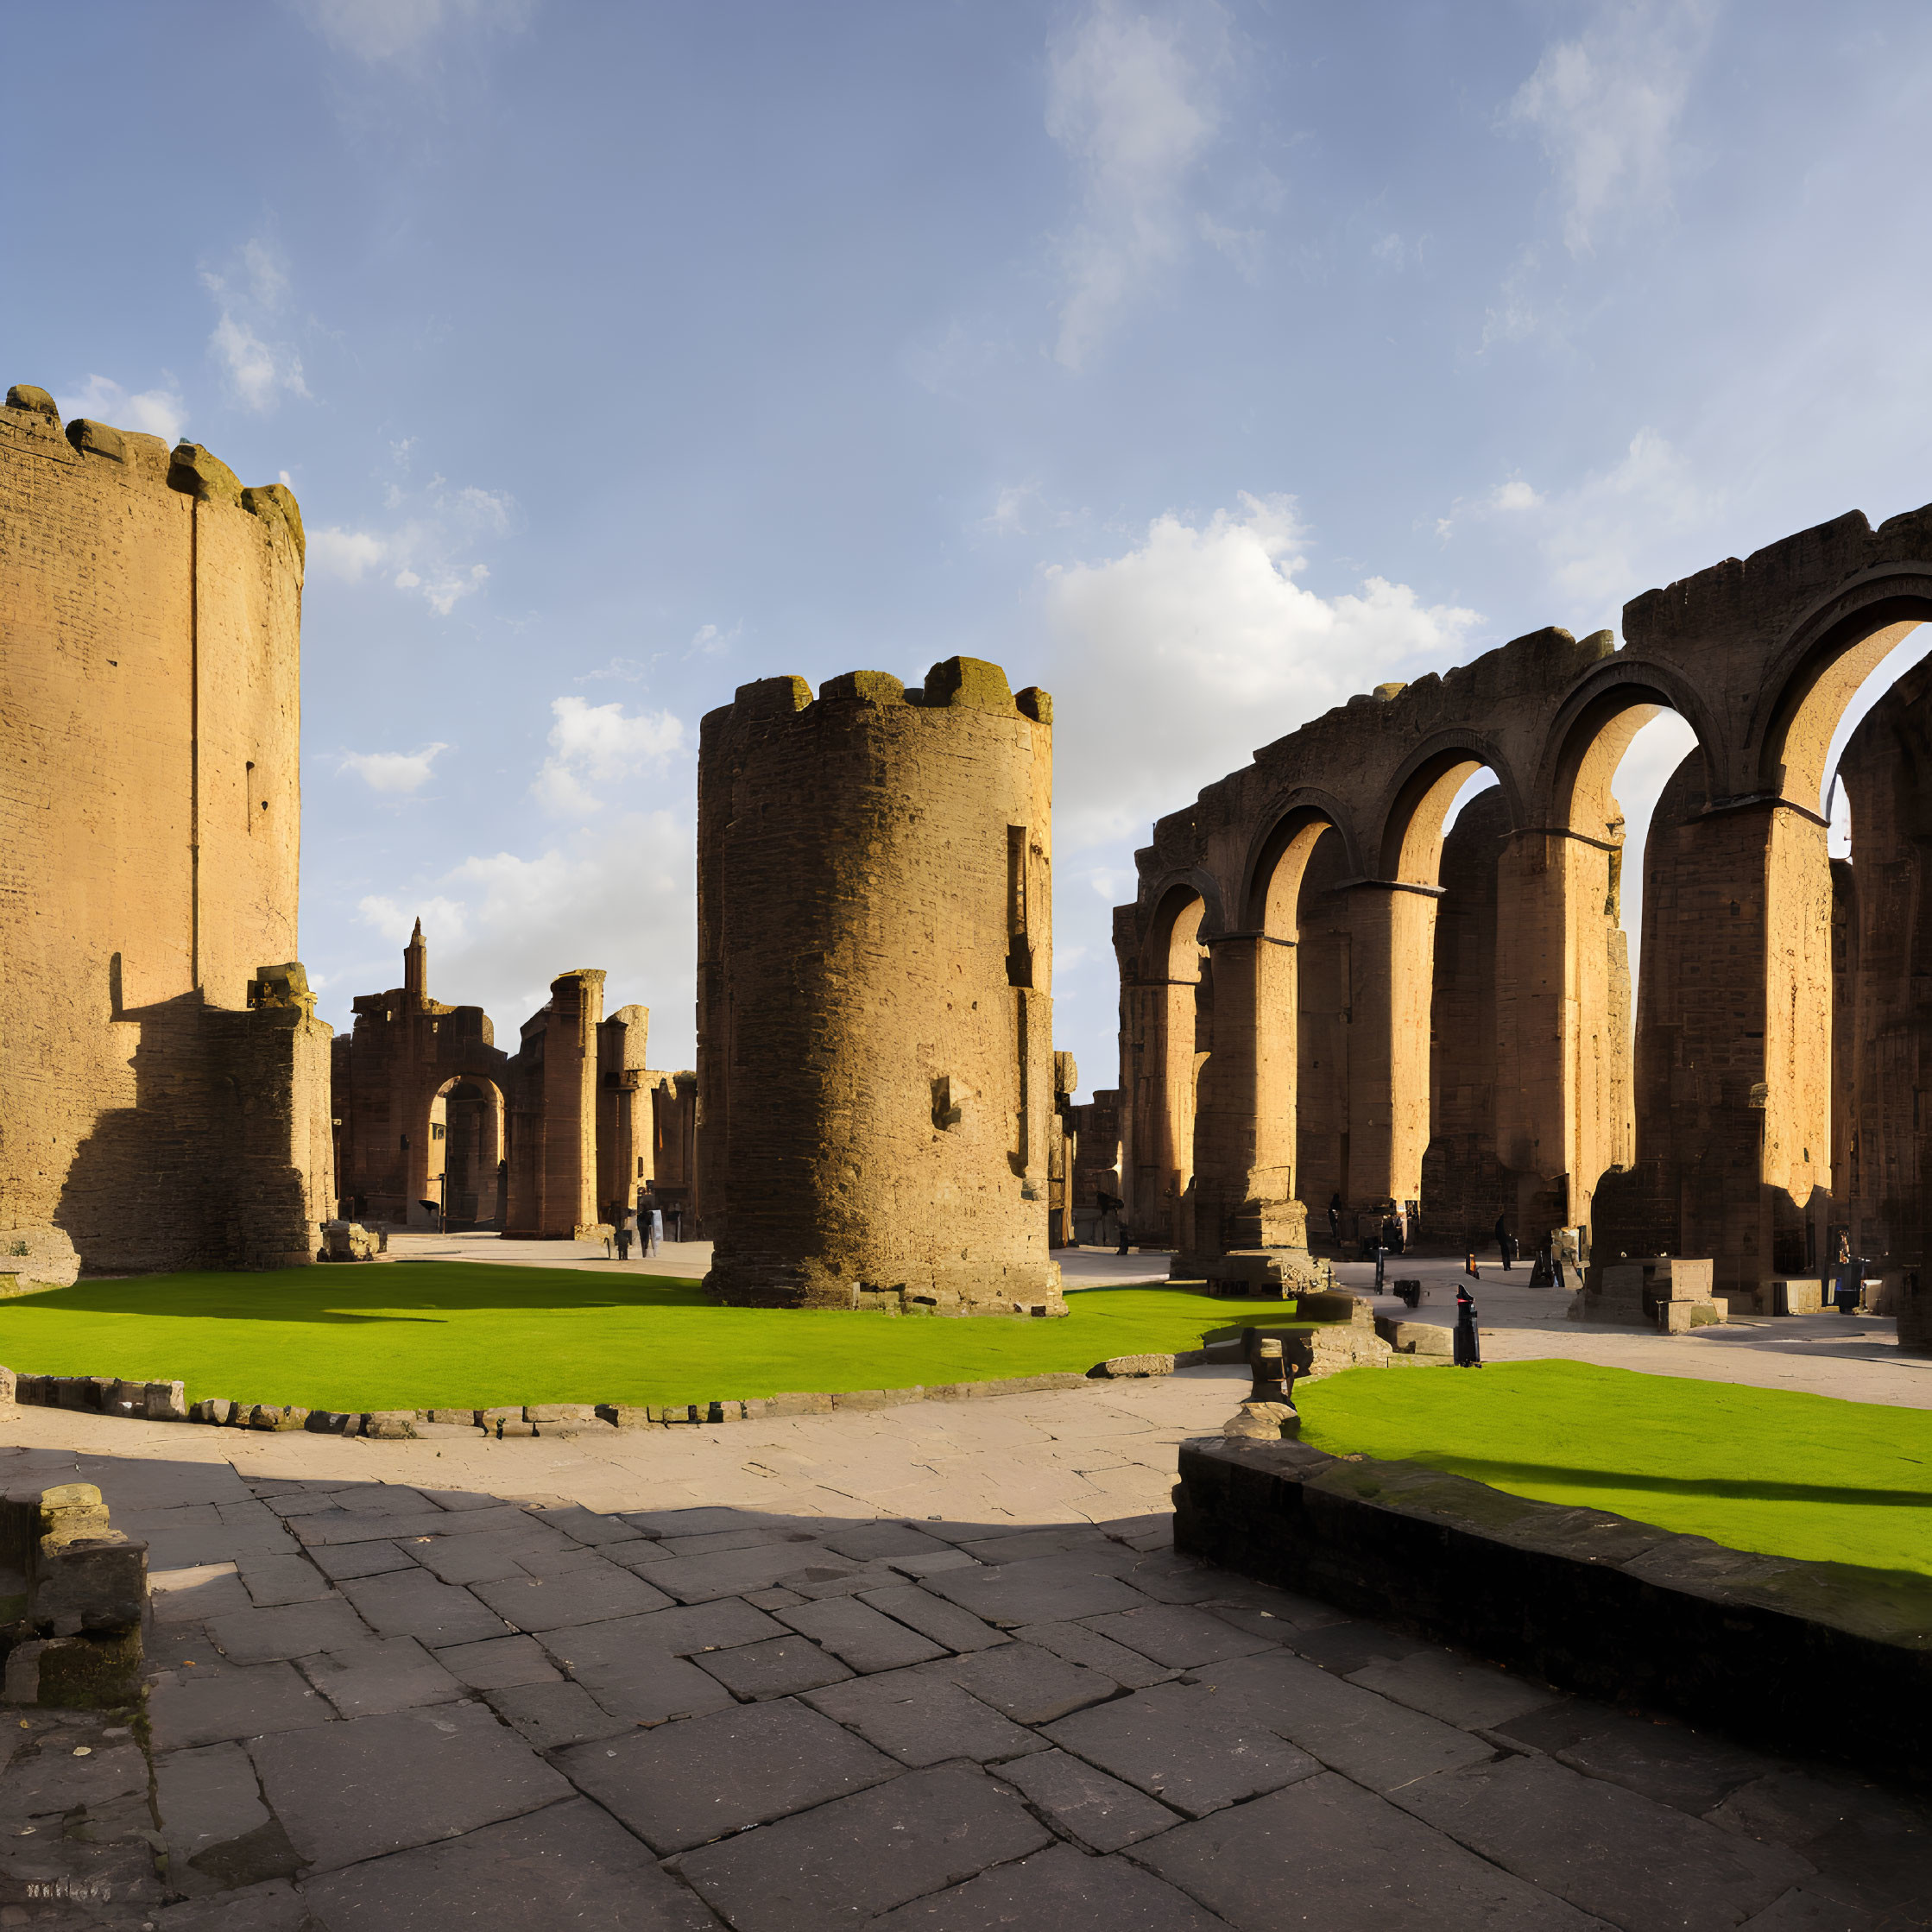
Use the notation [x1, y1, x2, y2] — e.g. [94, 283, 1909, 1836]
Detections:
[0, 1264, 1306, 1415]
[1297, 1359, 1932, 1578]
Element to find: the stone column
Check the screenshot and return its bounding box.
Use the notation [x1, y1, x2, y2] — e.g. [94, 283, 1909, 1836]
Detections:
[1344, 883, 1439, 1213]
[540, 969, 605, 1239]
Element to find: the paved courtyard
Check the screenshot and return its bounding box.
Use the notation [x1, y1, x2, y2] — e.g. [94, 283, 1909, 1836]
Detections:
[0, 1352, 1925, 1929]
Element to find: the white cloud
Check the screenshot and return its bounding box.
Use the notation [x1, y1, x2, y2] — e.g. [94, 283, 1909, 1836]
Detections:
[1506, 0, 1717, 256]
[1042, 493, 1481, 849]
[357, 892, 469, 944]
[336, 813, 698, 1062]
[534, 697, 687, 816]
[203, 241, 310, 414]
[1436, 430, 1719, 610]
[295, 0, 536, 64]
[55, 374, 187, 445]
[1046, 1, 1229, 369]
[308, 527, 388, 582]
[338, 743, 451, 794]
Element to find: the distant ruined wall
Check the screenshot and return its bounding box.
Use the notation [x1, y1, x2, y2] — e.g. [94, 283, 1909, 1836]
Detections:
[0, 386, 331, 1274]
[697, 657, 1059, 1313]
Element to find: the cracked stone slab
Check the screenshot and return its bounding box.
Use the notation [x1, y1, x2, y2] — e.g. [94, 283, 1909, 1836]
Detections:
[932, 1640, 1120, 1725]
[148, 1661, 335, 1752]
[234, 1554, 334, 1608]
[1041, 1680, 1320, 1819]
[1186, 1649, 1495, 1793]
[569, 1652, 738, 1726]
[1080, 1603, 1275, 1670]
[297, 1796, 717, 1930]
[206, 1597, 374, 1666]
[248, 1701, 571, 1872]
[858, 1585, 1013, 1655]
[1345, 1649, 1563, 1731]
[298, 1637, 465, 1717]
[818, 1523, 958, 1563]
[873, 1839, 1229, 1931]
[1393, 1751, 1816, 1930]
[305, 1539, 419, 1582]
[548, 1600, 787, 1666]
[777, 1598, 949, 1672]
[554, 1697, 900, 1853]
[432, 1634, 562, 1691]
[1135, 1769, 1606, 1931]
[152, 1876, 312, 1929]
[1013, 1620, 1178, 1690]
[924, 1554, 1152, 1629]
[692, 1634, 854, 1701]
[337, 1569, 513, 1647]
[803, 1666, 1047, 1767]
[995, 1750, 1183, 1854]
[150, 1564, 254, 1626]
[1553, 1714, 1777, 1816]
[153, 1740, 272, 1882]
[470, 1562, 673, 1632]
[675, 1759, 1053, 1932]
[484, 1680, 635, 1750]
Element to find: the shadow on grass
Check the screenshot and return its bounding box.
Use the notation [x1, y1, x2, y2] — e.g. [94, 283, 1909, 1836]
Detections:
[1411, 1453, 1929, 1511]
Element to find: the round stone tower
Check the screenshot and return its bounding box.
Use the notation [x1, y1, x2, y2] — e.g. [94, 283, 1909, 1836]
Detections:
[697, 656, 1061, 1314]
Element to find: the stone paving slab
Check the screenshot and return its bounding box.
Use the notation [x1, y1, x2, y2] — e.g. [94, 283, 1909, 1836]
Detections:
[1042, 1680, 1323, 1818]
[248, 1700, 573, 1871]
[694, 1632, 854, 1701]
[557, 1697, 900, 1852]
[994, 1750, 1184, 1854]
[672, 1760, 1054, 1932]
[874, 1838, 1230, 1931]
[299, 1796, 719, 1931]
[804, 1667, 1047, 1767]
[470, 1559, 673, 1630]
[0, 1398, 1921, 1927]
[1135, 1769, 1610, 1930]
[779, 1596, 950, 1671]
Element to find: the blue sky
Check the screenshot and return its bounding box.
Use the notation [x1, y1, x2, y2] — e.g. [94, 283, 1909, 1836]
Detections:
[7, 0, 1931, 1095]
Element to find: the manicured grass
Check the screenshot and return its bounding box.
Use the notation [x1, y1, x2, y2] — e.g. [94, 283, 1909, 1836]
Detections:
[0, 1264, 1309, 1415]
[1296, 1359, 1932, 1578]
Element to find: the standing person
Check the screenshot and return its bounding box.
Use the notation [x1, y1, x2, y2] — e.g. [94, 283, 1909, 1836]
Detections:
[616, 1207, 638, 1261]
[1493, 1213, 1512, 1272]
[1328, 1191, 1342, 1247]
[1116, 1214, 1131, 1258]
[1454, 1284, 1483, 1367]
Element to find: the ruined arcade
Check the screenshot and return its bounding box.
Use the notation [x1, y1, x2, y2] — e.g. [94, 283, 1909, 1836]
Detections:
[1114, 502, 1932, 1329]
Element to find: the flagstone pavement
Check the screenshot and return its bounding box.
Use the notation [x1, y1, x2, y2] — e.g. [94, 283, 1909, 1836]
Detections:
[0, 1373, 1923, 1929]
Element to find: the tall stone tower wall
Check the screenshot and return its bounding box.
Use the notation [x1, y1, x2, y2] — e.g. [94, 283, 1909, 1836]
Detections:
[697, 657, 1059, 1313]
[0, 386, 331, 1275]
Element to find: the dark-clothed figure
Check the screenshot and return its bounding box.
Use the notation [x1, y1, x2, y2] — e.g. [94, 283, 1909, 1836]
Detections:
[616, 1209, 637, 1260]
[1454, 1285, 1483, 1367]
[1494, 1214, 1512, 1271]
[1328, 1192, 1342, 1246]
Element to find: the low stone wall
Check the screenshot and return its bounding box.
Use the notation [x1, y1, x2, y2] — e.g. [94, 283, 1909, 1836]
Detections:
[1173, 1436, 1931, 1784]
[0, 1481, 145, 1708]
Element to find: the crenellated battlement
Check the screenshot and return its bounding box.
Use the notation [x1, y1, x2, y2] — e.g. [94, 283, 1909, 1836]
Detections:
[4, 384, 306, 569]
[706, 656, 1052, 735]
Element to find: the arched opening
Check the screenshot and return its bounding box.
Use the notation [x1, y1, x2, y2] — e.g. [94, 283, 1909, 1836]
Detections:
[1124, 887, 1206, 1250]
[416, 1075, 505, 1230]
[1781, 618, 1932, 1282]
[1534, 684, 1703, 1265]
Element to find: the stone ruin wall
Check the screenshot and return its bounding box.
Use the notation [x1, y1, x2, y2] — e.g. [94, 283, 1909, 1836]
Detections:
[331, 932, 693, 1240]
[0, 386, 331, 1277]
[697, 656, 1059, 1313]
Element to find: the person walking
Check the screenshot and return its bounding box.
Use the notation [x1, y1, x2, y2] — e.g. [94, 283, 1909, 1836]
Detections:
[616, 1208, 638, 1261]
[1454, 1284, 1483, 1367]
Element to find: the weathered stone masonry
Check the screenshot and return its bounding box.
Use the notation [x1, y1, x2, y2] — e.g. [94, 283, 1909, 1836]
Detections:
[1116, 504, 1932, 1313]
[698, 657, 1060, 1313]
[0, 386, 331, 1276]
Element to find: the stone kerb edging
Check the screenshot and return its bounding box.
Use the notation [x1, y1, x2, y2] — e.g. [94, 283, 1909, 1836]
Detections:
[0, 1317, 1380, 1441]
[3, 1367, 1115, 1439]
[1173, 1434, 1932, 1785]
